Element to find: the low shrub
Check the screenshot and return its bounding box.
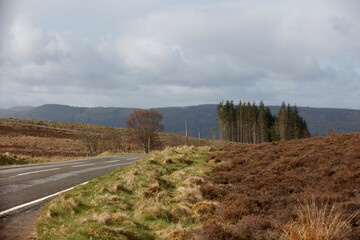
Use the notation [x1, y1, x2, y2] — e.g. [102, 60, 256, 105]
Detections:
[0, 153, 29, 165]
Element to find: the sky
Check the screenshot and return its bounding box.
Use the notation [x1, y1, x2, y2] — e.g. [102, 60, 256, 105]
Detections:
[0, 0, 359, 109]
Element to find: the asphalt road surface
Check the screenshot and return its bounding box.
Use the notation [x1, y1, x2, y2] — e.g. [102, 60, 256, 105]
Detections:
[0, 155, 145, 215]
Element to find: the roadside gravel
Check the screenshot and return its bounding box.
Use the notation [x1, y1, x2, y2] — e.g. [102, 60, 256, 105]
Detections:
[0, 202, 46, 240]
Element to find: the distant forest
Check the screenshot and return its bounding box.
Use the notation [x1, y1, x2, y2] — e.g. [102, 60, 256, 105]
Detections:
[217, 101, 310, 143]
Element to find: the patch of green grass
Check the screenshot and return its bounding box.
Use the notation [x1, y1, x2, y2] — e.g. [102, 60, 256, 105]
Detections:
[37, 146, 219, 240]
[0, 153, 29, 166]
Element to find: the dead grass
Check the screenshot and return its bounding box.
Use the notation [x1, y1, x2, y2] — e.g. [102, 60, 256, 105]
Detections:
[281, 201, 358, 240]
[94, 213, 112, 225]
[0, 123, 85, 160]
[170, 203, 193, 222]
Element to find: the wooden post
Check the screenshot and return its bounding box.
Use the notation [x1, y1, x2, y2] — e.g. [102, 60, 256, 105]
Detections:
[148, 136, 150, 153]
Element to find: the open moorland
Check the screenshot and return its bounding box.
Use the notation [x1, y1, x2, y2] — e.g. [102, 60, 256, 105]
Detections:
[0, 118, 224, 165]
[36, 132, 360, 239]
[186, 132, 360, 239]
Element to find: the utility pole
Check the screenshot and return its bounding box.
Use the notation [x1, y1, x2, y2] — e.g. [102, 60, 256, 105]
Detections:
[185, 121, 188, 145]
[198, 128, 201, 146]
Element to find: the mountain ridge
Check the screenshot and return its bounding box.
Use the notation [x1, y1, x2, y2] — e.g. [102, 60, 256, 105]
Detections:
[1, 103, 360, 138]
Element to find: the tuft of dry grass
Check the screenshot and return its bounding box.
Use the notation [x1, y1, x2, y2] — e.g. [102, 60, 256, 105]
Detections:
[94, 213, 112, 225]
[111, 212, 129, 222]
[170, 203, 193, 222]
[133, 199, 172, 223]
[281, 202, 358, 240]
[174, 186, 203, 204]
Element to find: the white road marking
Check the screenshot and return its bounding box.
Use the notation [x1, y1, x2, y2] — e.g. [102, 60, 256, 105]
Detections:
[105, 156, 142, 164]
[0, 181, 89, 217]
[127, 157, 142, 160]
[65, 162, 85, 165]
[17, 168, 61, 176]
[105, 160, 124, 163]
[71, 163, 95, 168]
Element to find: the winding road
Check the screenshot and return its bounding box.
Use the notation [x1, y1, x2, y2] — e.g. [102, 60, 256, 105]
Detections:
[0, 155, 144, 216]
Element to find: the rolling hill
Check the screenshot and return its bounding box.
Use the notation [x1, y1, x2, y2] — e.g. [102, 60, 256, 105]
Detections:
[1, 104, 360, 138]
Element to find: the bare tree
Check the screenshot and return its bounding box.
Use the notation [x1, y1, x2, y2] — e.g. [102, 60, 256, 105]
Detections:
[126, 109, 164, 153]
[80, 130, 124, 156]
[80, 132, 101, 156]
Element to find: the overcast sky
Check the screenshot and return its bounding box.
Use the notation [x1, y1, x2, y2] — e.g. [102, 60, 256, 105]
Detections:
[1, 0, 359, 109]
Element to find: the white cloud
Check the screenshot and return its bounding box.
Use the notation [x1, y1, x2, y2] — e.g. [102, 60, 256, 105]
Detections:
[116, 37, 182, 74]
[5, 16, 67, 65]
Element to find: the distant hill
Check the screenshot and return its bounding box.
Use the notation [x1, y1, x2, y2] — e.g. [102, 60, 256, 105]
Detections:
[8, 106, 34, 111]
[1, 104, 359, 138]
[268, 106, 360, 136]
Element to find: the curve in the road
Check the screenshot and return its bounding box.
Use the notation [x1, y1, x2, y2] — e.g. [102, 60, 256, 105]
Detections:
[0, 155, 144, 217]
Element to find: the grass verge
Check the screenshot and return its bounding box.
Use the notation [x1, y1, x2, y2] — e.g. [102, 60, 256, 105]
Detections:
[37, 146, 217, 239]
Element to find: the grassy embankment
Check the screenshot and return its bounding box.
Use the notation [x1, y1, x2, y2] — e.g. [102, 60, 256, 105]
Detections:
[37, 146, 219, 239]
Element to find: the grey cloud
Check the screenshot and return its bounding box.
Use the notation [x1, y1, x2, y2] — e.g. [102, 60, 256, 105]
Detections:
[0, 0, 359, 109]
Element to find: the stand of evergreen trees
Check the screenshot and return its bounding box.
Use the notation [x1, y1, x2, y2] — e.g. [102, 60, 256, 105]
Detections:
[217, 101, 309, 143]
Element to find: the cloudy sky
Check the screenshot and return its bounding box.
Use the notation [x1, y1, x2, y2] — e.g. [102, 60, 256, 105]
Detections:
[0, 0, 359, 109]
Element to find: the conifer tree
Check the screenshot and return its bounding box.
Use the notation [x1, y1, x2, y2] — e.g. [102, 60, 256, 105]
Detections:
[258, 101, 267, 143]
[217, 100, 309, 143]
[276, 102, 287, 141]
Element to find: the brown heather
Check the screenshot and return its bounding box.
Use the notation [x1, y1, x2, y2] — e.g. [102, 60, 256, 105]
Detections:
[184, 132, 360, 239]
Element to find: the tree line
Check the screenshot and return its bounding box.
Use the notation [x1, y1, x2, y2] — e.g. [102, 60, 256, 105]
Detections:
[217, 100, 310, 143]
[80, 130, 125, 156]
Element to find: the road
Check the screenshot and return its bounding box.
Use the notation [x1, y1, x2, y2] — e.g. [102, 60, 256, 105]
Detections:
[0, 155, 144, 215]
